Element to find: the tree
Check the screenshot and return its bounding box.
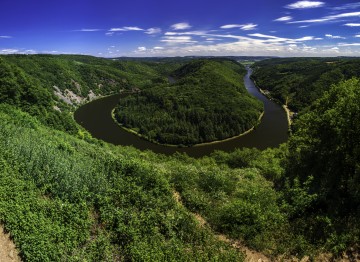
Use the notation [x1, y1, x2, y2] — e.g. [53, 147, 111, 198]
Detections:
[287, 78, 360, 214]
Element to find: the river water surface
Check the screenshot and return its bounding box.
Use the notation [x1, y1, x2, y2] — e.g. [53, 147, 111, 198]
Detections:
[74, 68, 288, 157]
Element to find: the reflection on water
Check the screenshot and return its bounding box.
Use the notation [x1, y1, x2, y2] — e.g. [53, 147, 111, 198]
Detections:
[74, 68, 288, 158]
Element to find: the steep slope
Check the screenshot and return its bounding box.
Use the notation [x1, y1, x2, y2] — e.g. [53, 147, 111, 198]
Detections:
[0, 55, 183, 134]
[0, 104, 248, 261]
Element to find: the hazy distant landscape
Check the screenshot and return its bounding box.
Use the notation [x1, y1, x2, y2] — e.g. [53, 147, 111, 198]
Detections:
[1, 0, 360, 261]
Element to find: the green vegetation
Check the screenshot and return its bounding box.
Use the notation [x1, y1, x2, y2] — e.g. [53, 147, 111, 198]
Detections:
[0, 55, 185, 134]
[285, 78, 360, 254]
[251, 57, 360, 111]
[0, 104, 244, 261]
[0, 55, 359, 260]
[114, 59, 263, 146]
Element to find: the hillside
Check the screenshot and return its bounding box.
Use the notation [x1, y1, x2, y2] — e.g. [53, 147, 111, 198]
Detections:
[0, 55, 184, 134]
[251, 57, 360, 112]
[113, 59, 263, 146]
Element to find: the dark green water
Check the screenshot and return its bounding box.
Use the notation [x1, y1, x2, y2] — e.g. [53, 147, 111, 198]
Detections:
[74, 68, 288, 157]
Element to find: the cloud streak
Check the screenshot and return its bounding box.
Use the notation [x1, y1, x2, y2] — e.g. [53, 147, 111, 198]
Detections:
[325, 34, 345, 39]
[161, 36, 197, 44]
[220, 23, 257, 30]
[286, 1, 325, 9]
[344, 23, 360, 27]
[274, 16, 293, 22]
[75, 29, 102, 32]
[332, 2, 360, 11]
[145, 27, 161, 35]
[289, 11, 360, 24]
[171, 23, 192, 30]
[109, 26, 143, 32]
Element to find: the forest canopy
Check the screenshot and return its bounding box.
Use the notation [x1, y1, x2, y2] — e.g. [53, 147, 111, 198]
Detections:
[113, 59, 263, 146]
[251, 57, 360, 111]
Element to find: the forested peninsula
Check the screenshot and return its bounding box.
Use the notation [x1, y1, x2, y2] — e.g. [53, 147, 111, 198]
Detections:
[113, 59, 263, 146]
[0, 55, 359, 261]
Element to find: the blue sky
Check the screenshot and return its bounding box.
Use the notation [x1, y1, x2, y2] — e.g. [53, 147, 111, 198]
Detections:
[1, 0, 360, 57]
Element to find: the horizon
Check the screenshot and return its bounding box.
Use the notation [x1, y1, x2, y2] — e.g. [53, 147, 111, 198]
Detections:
[1, 0, 360, 57]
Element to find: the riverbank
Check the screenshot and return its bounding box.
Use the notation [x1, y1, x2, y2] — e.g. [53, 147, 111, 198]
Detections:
[112, 108, 265, 148]
[252, 80, 293, 128]
[282, 104, 293, 127]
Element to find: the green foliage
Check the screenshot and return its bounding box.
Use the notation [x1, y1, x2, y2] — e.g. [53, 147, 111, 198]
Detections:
[211, 146, 287, 182]
[0, 54, 186, 135]
[285, 78, 360, 254]
[114, 59, 263, 145]
[288, 78, 360, 210]
[252, 57, 360, 111]
[169, 156, 287, 253]
[0, 104, 245, 261]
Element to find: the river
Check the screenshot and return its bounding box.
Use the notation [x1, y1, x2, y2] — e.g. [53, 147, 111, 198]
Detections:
[74, 68, 288, 157]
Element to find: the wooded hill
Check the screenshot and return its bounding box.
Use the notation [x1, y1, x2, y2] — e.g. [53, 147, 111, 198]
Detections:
[114, 59, 263, 146]
[0, 54, 183, 134]
[251, 57, 360, 112]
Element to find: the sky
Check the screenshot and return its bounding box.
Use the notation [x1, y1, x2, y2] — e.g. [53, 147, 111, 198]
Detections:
[1, 0, 360, 57]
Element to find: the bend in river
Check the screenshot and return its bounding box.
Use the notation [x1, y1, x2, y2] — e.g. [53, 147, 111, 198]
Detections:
[74, 68, 288, 157]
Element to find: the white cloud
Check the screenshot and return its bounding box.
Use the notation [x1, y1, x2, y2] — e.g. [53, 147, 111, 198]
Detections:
[286, 1, 325, 9]
[130, 33, 359, 57]
[105, 32, 114, 36]
[240, 23, 258, 30]
[325, 34, 345, 39]
[153, 46, 164, 50]
[338, 43, 360, 46]
[0, 49, 19, 53]
[109, 26, 143, 32]
[206, 38, 221, 41]
[170, 23, 192, 30]
[355, 35, 360, 38]
[274, 16, 293, 22]
[344, 23, 360, 27]
[145, 27, 162, 35]
[164, 31, 208, 36]
[290, 11, 360, 24]
[137, 46, 147, 52]
[0, 36, 12, 39]
[248, 33, 316, 43]
[161, 36, 197, 44]
[220, 23, 257, 30]
[75, 29, 102, 32]
[332, 2, 360, 11]
[296, 36, 316, 41]
[248, 33, 283, 39]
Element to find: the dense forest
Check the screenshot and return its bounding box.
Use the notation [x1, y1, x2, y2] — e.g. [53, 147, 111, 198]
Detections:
[251, 57, 360, 112]
[114, 59, 263, 146]
[0, 55, 359, 261]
